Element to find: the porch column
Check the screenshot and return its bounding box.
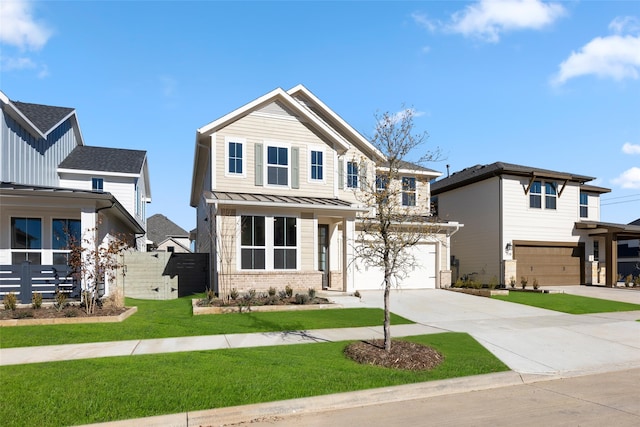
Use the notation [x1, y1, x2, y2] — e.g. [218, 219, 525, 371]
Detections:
[605, 232, 618, 287]
[342, 217, 355, 292]
[80, 208, 98, 293]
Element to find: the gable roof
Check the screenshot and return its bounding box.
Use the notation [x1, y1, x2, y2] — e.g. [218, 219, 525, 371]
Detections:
[146, 214, 188, 244]
[191, 85, 386, 207]
[59, 146, 147, 175]
[0, 90, 83, 142]
[431, 162, 599, 195]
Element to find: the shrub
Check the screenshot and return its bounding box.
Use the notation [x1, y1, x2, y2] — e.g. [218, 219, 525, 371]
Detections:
[307, 288, 316, 299]
[624, 275, 632, 287]
[294, 293, 309, 305]
[354, 290, 361, 298]
[509, 277, 516, 289]
[247, 288, 256, 299]
[453, 278, 464, 288]
[31, 292, 43, 309]
[54, 290, 68, 312]
[278, 290, 289, 299]
[634, 276, 640, 287]
[3, 292, 18, 311]
[489, 276, 498, 290]
[267, 286, 277, 297]
[520, 276, 528, 289]
[532, 278, 539, 290]
[264, 295, 280, 305]
[229, 288, 239, 300]
[285, 285, 293, 298]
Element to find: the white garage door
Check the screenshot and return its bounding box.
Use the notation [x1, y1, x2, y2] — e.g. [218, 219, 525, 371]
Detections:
[353, 243, 437, 290]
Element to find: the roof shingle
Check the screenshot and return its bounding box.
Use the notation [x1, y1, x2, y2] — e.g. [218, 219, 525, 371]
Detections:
[12, 101, 75, 135]
[59, 146, 146, 174]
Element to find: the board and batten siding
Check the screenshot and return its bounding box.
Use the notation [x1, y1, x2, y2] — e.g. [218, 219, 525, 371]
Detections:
[501, 176, 583, 244]
[437, 177, 501, 281]
[1, 113, 78, 187]
[213, 107, 337, 198]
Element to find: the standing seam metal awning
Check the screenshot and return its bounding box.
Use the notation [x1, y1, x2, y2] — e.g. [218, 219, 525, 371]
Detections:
[205, 191, 367, 212]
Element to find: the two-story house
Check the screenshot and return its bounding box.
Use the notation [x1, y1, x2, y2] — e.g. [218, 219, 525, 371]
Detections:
[191, 85, 460, 294]
[147, 213, 191, 253]
[0, 90, 151, 297]
[431, 162, 640, 287]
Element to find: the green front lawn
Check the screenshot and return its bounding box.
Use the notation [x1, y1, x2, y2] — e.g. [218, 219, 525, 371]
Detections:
[492, 292, 640, 314]
[0, 333, 508, 427]
[0, 296, 413, 348]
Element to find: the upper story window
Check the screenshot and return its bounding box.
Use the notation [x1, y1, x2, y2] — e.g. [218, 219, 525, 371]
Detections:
[580, 192, 588, 218]
[310, 150, 323, 181]
[402, 177, 417, 207]
[267, 146, 288, 186]
[530, 181, 542, 209]
[240, 215, 265, 270]
[375, 175, 388, 192]
[92, 177, 104, 192]
[545, 182, 557, 210]
[227, 139, 245, 176]
[346, 161, 358, 188]
[11, 217, 42, 265]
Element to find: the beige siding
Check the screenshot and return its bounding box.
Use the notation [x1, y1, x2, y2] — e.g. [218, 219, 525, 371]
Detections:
[438, 177, 501, 282]
[502, 176, 583, 244]
[213, 108, 339, 198]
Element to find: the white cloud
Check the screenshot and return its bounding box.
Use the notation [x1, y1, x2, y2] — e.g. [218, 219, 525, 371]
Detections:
[552, 17, 640, 85]
[446, 0, 566, 43]
[612, 167, 640, 189]
[622, 142, 640, 155]
[412, 12, 438, 33]
[392, 108, 427, 124]
[0, 0, 52, 50]
[609, 16, 640, 35]
[0, 55, 36, 71]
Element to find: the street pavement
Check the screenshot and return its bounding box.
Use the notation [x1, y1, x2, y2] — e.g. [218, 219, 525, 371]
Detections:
[2, 285, 639, 426]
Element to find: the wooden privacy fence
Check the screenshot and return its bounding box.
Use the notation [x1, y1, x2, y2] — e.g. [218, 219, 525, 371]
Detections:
[0, 262, 79, 304]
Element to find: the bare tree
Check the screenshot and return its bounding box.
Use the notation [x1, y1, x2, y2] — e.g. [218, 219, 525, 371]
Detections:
[214, 207, 237, 301]
[354, 107, 441, 352]
[69, 220, 130, 314]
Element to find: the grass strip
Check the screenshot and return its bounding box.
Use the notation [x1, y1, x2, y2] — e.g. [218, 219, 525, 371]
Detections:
[0, 332, 508, 427]
[493, 292, 640, 314]
[0, 296, 412, 348]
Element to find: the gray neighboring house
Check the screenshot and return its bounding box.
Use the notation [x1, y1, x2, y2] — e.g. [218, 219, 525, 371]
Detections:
[618, 218, 640, 279]
[1, 90, 151, 298]
[146, 214, 191, 253]
[431, 162, 640, 287]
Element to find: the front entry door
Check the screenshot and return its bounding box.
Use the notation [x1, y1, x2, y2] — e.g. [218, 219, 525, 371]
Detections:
[318, 225, 329, 289]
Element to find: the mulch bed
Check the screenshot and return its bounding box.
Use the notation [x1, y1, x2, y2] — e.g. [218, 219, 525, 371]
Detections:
[344, 339, 444, 371]
[0, 305, 127, 320]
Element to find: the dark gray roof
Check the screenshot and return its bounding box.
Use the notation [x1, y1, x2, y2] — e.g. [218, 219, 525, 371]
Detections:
[630, 218, 640, 226]
[431, 162, 596, 195]
[59, 146, 146, 174]
[12, 100, 75, 135]
[381, 159, 439, 174]
[147, 214, 188, 244]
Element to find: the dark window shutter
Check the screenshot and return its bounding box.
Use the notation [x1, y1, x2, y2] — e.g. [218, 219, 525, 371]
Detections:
[338, 158, 344, 189]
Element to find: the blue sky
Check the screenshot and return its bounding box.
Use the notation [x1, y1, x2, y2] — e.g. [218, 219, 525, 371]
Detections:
[2, 0, 639, 231]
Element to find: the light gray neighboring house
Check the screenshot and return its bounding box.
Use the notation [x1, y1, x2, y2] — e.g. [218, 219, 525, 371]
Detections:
[146, 214, 191, 253]
[0, 90, 151, 297]
[431, 162, 640, 287]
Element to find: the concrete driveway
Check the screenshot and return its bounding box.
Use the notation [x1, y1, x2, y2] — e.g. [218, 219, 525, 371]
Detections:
[339, 287, 640, 377]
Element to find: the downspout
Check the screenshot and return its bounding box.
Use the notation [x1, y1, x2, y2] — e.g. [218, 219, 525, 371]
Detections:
[499, 175, 504, 286]
[446, 222, 462, 286]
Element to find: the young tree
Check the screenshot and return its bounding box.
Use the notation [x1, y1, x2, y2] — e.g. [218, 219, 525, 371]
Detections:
[354, 107, 441, 352]
[69, 222, 130, 314]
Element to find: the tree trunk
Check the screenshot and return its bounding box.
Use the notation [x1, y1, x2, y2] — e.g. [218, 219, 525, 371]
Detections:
[383, 273, 392, 352]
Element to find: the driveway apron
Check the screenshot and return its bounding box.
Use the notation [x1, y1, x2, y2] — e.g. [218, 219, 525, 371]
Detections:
[345, 288, 640, 376]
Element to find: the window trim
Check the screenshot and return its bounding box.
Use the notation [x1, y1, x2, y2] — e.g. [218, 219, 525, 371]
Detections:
[529, 180, 542, 209]
[308, 146, 325, 183]
[401, 176, 417, 207]
[580, 192, 589, 218]
[237, 213, 300, 271]
[545, 182, 557, 210]
[10, 216, 43, 265]
[92, 177, 104, 192]
[264, 141, 291, 188]
[225, 137, 246, 177]
[346, 161, 359, 189]
[273, 216, 298, 270]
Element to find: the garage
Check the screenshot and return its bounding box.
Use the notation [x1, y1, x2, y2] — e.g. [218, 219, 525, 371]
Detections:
[352, 243, 437, 290]
[514, 242, 584, 286]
